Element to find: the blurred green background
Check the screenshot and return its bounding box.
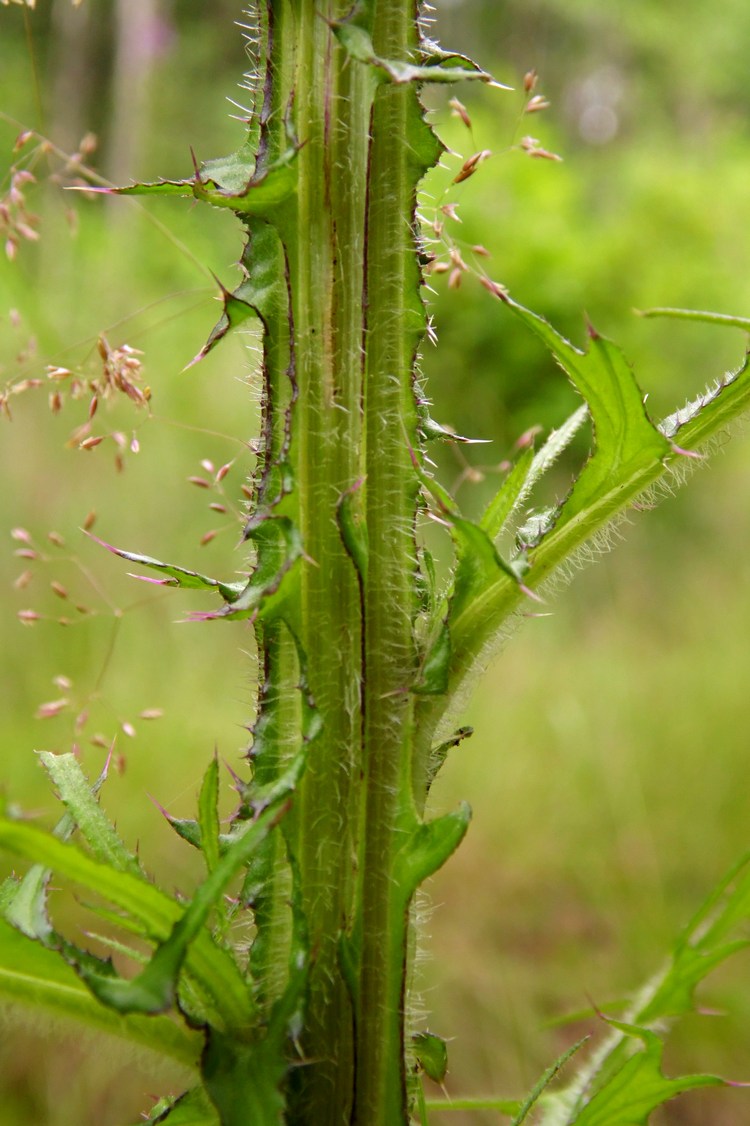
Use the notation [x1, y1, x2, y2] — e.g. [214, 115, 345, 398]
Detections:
[2, 2, 750, 1123]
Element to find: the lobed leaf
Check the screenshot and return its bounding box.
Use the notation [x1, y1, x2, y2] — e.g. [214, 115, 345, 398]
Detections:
[331, 2, 505, 87]
[542, 854, 750, 1123]
[499, 297, 671, 532]
[563, 1022, 724, 1126]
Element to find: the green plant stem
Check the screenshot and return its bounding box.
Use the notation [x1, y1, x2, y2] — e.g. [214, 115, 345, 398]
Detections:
[355, 3, 425, 1121]
[284, 3, 371, 1120]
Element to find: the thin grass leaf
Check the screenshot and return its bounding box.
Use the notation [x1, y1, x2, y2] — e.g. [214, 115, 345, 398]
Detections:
[0, 817, 253, 1031]
[640, 306, 750, 331]
[510, 1037, 589, 1125]
[0, 917, 201, 1069]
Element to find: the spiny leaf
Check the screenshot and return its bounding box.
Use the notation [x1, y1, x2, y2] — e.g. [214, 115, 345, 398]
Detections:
[39, 751, 141, 876]
[162, 814, 203, 851]
[86, 533, 244, 602]
[331, 4, 505, 87]
[659, 351, 750, 446]
[499, 296, 671, 531]
[2, 865, 52, 942]
[638, 851, 750, 1024]
[88, 140, 298, 216]
[189, 217, 288, 365]
[76, 762, 301, 1016]
[191, 516, 303, 623]
[562, 1022, 725, 1126]
[544, 854, 750, 1124]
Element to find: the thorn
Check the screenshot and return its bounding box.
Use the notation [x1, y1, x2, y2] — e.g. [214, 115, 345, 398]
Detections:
[222, 758, 244, 788]
[103, 739, 115, 778]
[671, 443, 705, 460]
[585, 317, 600, 340]
[146, 792, 173, 821]
[189, 146, 202, 181]
[210, 269, 232, 299]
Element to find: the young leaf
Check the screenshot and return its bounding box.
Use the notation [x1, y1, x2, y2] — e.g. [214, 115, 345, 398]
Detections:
[479, 446, 535, 542]
[4, 752, 117, 941]
[143, 1086, 219, 1124]
[396, 803, 471, 896]
[412, 1031, 449, 1084]
[480, 405, 589, 542]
